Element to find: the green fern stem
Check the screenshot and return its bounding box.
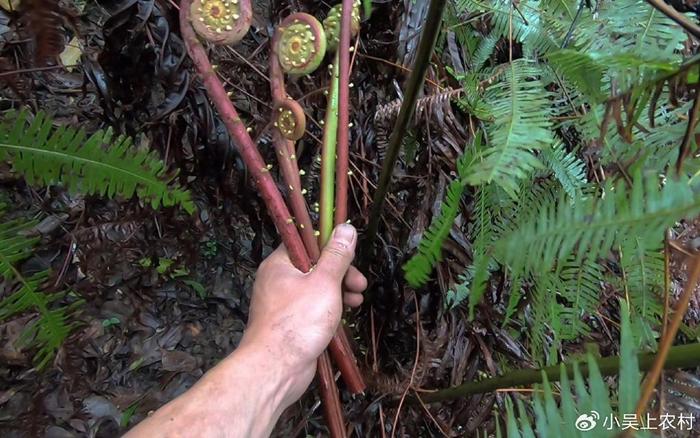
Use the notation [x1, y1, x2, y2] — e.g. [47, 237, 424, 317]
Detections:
[320, 52, 340, 245]
[421, 341, 700, 403]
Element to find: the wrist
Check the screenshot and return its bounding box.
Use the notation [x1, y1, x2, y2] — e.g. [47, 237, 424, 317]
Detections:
[222, 343, 297, 434]
[240, 322, 317, 378]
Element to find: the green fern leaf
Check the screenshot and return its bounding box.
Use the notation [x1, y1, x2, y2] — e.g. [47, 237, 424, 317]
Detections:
[0, 110, 195, 213]
[403, 140, 480, 287]
[506, 299, 643, 437]
[0, 207, 81, 369]
[471, 32, 499, 71]
[540, 141, 588, 201]
[0, 267, 81, 369]
[467, 185, 495, 318]
[0, 215, 39, 278]
[467, 60, 553, 198]
[497, 172, 700, 278]
[548, 50, 606, 102]
[616, 237, 664, 346]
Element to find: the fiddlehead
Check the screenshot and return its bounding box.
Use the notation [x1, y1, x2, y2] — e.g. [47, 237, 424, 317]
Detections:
[274, 99, 307, 141]
[323, 1, 361, 51]
[275, 13, 327, 75]
[190, 0, 252, 45]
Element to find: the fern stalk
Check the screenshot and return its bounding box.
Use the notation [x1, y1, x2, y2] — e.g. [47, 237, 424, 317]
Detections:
[270, 39, 365, 395]
[333, 0, 355, 224]
[179, 4, 350, 434]
[364, 0, 448, 252]
[421, 341, 700, 403]
[180, 3, 310, 272]
[269, 35, 320, 260]
[320, 53, 341, 245]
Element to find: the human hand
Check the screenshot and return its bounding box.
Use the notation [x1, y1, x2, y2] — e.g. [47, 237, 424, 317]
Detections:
[240, 223, 366, 406]
[123, 225, 365, 438]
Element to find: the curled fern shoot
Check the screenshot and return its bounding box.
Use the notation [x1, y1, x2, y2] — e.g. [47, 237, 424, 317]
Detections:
[0, 110, 194, 213]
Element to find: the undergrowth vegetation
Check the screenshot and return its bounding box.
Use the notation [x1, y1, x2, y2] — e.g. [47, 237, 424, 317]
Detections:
[406, 0, 699, 352]
[2, 0, 700, 434]
[0, 110, 193, 368]
[402, 0, 700, 433]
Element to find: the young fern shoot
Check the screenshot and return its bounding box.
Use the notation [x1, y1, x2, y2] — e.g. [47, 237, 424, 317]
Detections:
[180, 5, 351, 435]
[275, 13, 327, 75]
[190, 0, 252, 45]
[269, 18, 320, 258]
[329, 1, 361, 224]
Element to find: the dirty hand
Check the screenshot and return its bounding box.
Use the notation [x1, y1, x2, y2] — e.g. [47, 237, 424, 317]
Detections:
[124, 224, 366, 438]
[240, 223, 366, 404]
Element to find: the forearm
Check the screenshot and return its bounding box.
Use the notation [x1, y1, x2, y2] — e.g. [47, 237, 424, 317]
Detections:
[125, 342, 295, 438]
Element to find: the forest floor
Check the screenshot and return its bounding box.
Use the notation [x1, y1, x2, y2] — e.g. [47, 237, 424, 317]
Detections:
[2, 0, 700, 437]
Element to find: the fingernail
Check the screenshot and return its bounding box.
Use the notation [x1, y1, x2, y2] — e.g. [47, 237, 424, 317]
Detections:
[333, 223, 356, 245]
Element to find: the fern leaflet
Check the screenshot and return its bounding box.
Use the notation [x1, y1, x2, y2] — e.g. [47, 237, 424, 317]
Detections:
[404, 137, 481, 287]
[496, 172, 700, 278]
[0, 208, 81, 369]
[503, 303, 643, 437]
[540, 141, 588, 201]
[0, 110, 195, 213]
[466, 60, 553, 198]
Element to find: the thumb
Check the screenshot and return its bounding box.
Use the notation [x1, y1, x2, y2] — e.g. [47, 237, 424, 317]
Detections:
[314, 224, 357, 283]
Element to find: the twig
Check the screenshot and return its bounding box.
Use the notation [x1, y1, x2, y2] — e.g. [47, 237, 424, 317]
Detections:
[0, 65, 78, 77]
[421, 341, 700, 403]
[356, 53, 442, 89]
[645, 0, 700, 40]
[675, 83, 700, 174]
[363, 0, 448, 255]
[390, 292, 421, 438]
[634, 253, 700, 420]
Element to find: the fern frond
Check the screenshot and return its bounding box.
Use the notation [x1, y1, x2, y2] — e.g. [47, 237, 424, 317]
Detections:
[466, 60, 553, 198]
[497, 172, 700, 278]
[540, 141, 588, 201]
[403, 141, 480, 287]
[0, 269, 81, 369]
[558, 259, 602, 340]
[0, 207, 80, 369]
[467, 185, 495, 317]
[0, 110, 195, 213]
[506, 303, 643, 437]
[455, 72, 492, 120]
[0, 215, 39, 278]
[528, 259, 601, 358]
[616, 237, 664, 345]
[548, 50, 607, 102]
[471, 32, 499, 71]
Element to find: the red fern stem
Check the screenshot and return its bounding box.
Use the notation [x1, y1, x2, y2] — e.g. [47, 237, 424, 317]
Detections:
[333, 0, 355, 224]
